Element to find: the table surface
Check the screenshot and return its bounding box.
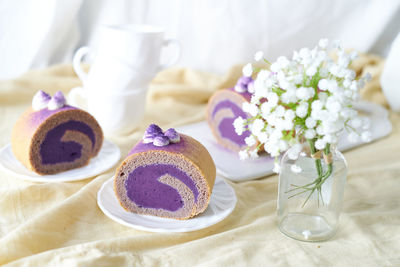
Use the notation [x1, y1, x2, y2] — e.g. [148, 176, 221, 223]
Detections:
[0, 61, 399, 267]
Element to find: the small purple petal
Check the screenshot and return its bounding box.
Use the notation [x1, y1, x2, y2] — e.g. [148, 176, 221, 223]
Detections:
[32, 90, 51, 110]
[234, 76, 253, 93]
[143, 135, 154, 144]
[145, 124, 163, 136]
[247, 80, 255, 93]
[238, 76, 253, 85]
[164, 128, 180, 143]
[153, 135, 170, 147]
[48, 91, 66, 110]
[53, 91, 67, 105]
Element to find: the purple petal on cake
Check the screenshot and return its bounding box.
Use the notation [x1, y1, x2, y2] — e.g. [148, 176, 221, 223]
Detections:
[247, 79, 255, 93]
[143, 135, 154, 144]
[153, 135, 170, 147]
[234, 84, 247, 93]
[145, 124, 163, 136]
[32, 90, 51, 111]
[234, 76, 253, 93]
[48, 91, 66, 110]
[164, 128, 180, 143]
[238, 76, 253, 85]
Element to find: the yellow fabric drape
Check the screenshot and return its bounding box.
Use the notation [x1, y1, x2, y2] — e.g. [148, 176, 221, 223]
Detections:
[0, 54, 399, 266]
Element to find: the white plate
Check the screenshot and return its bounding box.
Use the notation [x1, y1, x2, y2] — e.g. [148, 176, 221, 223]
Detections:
[177, 101, 392, 182]
[97, 176, 237, 233]
[0, 140, 121, 183]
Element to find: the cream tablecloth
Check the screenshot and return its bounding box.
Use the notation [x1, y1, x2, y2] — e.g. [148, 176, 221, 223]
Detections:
[0, 54, 399, 266]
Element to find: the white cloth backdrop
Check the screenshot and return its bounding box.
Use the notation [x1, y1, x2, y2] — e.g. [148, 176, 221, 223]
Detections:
[0, 0, 399, 79]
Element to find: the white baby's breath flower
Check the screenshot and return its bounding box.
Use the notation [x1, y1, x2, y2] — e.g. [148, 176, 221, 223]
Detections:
[274, 105, 285, 117]
[296, 87, 312, 100]
[267, 92, 279, 107]
[299, 48, 311, 60]
[296, 102, 309, 118]
[306, 66, 317, 77]
[239, 150, 249, 160]
[311, 100, 323, 111]
[305, 117, 316, 129]
[273, 162, 281, 173]
[305, 129, 316, 139]
[249, 149, 259, 159]
[254, 51, 264, 62]
[242, 102, 258, 117]
[288, 144, 302, 160]
[233, 116, 246, 135]
[326, 97, 342, 113]
[279, 140, 289, 151]
[243, 63, 253, 77]
[284, 109, 295, 121]
[318, 79, 329, 91]
[318, 38, 329, 49]
[245, 135, 257, 146]
[251, 119, 265, 136]
[332, 40, 342, 50]
[291, 164, 302, 173]
[315, 138, 327, 150]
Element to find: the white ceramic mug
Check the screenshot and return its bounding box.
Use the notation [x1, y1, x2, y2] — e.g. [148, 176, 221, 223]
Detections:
[90, 89, 148, 135]
[97, 24, 181, 72]
[68, 88, 148, 135]
[73, 24, 181, 94]
[73, 50, 155, 94]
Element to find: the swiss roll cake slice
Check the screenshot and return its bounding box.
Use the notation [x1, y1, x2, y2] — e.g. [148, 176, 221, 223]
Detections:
[207, 76, 255, 152]
[11, 91, 103, 175]
[114, 124, 216, 220]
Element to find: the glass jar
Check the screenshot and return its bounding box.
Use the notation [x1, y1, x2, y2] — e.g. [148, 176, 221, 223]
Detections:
[277, 142, 347, 242]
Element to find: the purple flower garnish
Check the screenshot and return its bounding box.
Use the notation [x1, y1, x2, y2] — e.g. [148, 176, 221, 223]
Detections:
[153, 135, 170, 147]
[145, 124, 163, 136]
[234, 76, 254, 93]
[164, 128, 180, 143]
[48, 91, 66, 110]
[32, 90, 51, 111]
[142, 124, 181, 146]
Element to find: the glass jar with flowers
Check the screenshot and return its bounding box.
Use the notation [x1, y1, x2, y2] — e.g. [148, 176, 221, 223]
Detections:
[234, 39, 371, 241]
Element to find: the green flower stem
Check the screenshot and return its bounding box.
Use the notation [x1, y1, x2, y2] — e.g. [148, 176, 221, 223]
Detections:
[285, 139, 334, 207]
[308, 139, 323, 177]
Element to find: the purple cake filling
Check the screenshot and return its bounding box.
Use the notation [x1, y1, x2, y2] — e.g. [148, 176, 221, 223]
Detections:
[125, 164, 199, 211]
[211, 100, 251, 146]
[40, 120, 96, 164]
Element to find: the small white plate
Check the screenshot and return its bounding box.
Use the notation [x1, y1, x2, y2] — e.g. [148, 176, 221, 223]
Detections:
[97, 176, 237, 233]
[177, 101, 392, 182]
[0, 140, 121, 183]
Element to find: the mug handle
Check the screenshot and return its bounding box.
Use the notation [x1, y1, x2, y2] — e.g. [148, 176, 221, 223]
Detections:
[73, 46, 90, 84]
[158, 39, 181, 71]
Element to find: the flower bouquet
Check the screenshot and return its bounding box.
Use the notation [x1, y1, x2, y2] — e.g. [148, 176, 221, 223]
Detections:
[234, 39, 371, 241]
